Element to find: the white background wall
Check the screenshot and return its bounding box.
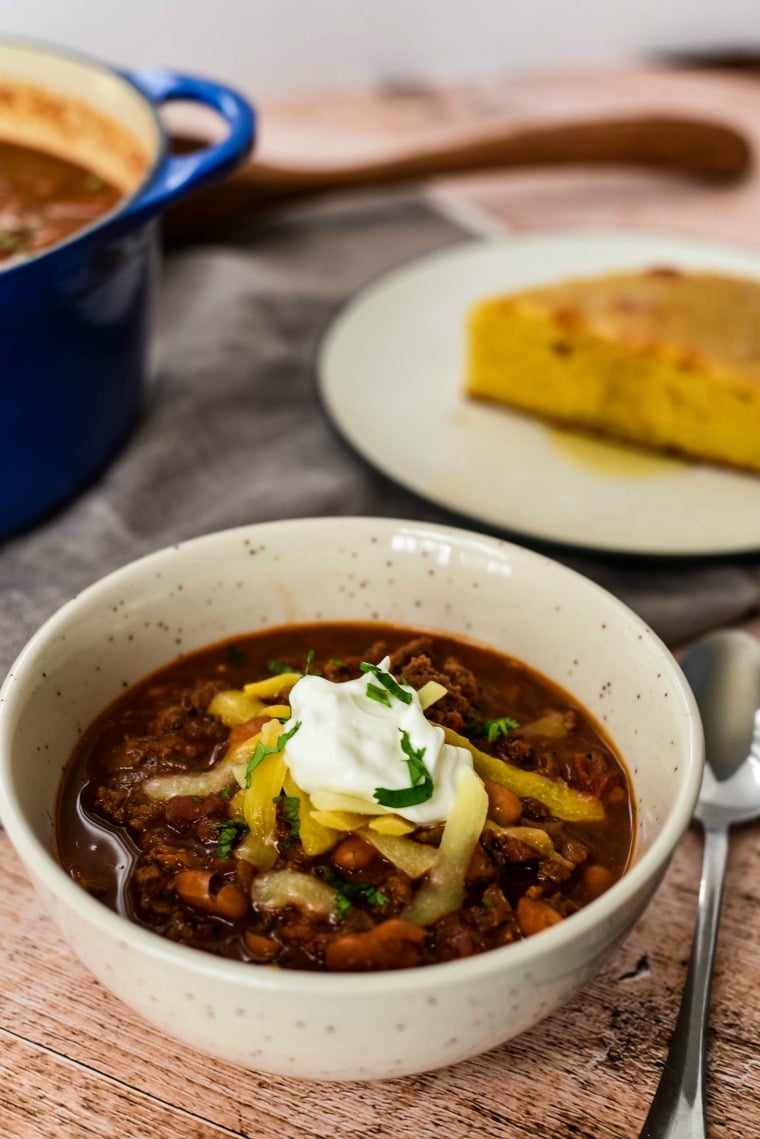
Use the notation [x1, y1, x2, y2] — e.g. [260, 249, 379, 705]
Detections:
[0, 1, 756, 99]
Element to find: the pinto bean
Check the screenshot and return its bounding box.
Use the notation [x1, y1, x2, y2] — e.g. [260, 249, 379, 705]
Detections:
[516, 895, 563, 937]
[174, 870, 249, 920]
[227, 716, 272, 748]
[174, 869, 213, 909]
[244, 931, 280, 961]
[213, 883, 249, 920]
[581, 864, 615, 900]
[484, 780, 522, 826]
[331, 835, 375, 872]
[325, 919, 427, 972]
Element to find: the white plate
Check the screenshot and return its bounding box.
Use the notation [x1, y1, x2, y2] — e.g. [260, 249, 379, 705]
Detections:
[316, 228, 760, 557]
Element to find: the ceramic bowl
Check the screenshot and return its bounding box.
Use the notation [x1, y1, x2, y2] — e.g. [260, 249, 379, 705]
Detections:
[0, 517, 703, 1080]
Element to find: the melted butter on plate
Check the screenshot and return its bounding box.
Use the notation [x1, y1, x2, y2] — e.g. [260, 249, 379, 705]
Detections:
[548, 426, 689, 479]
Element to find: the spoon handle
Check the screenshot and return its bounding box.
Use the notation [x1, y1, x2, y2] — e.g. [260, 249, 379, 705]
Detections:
[639, 825, 729, 1138]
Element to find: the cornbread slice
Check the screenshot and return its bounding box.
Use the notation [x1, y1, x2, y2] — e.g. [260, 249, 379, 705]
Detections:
[465, 269, 760, 472]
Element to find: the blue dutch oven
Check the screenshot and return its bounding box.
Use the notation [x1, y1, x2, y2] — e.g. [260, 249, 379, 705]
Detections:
[0, 38, 255, 537]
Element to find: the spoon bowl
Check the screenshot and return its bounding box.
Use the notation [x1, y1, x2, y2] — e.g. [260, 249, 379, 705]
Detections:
[685, 630, 760, 830]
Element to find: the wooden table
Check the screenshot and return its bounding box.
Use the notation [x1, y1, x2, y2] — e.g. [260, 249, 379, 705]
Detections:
[3, 67, 760, 1138]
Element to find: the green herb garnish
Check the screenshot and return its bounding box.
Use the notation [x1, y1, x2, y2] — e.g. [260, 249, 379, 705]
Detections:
[359, 661, 412, 705]
[214, 819, 249, 859]
[244, 720, 301, 787]
[374, 729, 434, 809]
[317, 867, 390, 920]
[366, 681, 392, 707]
[334, 893, 352, 920]
[268, 649, 316, 676]
[0, 230, 21, 253]
[337, 882, 389, 920]
[483, 716, 519, 744]
[273, 792, 301, 846]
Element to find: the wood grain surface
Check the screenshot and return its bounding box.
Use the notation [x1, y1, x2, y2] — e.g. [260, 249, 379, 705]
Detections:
[2, 826, 758, 1138]
[3, 67, 760, 1138]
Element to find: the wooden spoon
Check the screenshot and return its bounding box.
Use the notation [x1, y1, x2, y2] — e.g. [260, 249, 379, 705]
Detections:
[164, 113, 752, 243]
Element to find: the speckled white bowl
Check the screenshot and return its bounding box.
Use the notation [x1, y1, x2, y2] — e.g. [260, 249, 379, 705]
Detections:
[0, 517, 703, 1081]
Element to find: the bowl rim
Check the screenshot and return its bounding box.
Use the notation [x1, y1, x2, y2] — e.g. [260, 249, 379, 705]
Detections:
[0, 515, 704, 994]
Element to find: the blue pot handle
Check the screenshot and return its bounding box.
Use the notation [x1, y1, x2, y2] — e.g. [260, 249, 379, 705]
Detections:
[119, 67, 256, 222]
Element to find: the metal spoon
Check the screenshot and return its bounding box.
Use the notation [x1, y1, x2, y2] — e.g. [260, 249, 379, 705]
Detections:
[640, 629, 760, 1138]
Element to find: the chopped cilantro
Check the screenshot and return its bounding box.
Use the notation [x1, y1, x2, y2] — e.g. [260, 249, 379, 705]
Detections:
[374, 729, 434, 809]
[399, 730, 431, 785]
[334, 892, 353, 920]
[219, 785, 235, 799]
[366, 681, 392, 707]
[354, 882, 389, 908]
[191, 796, 205, 803]
[317, 867, 389, 920]
[214, 819, 249, 859]
[245, 720, 301, 787]
[336, 882, 389, 920]
[484, 716, 519, 744]
[268, 649, 316, 676]
[273, 792, 301, 846]
[359, 661, 412, 705]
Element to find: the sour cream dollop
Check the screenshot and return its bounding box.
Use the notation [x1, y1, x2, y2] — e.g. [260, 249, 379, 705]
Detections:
[282, 658, 473, 825]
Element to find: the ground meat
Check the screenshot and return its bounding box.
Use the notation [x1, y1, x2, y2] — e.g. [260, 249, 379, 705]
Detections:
[560, 835, 590, 867]
[441, 655, 480, 703]
[57, 622, 633, 972]
[145, 843, 198, 874]
[537, 859, 575, 886]
[92, 783, 129, 825]
[484, 829, 543, 865]
[124, 796, 167, 833]
[395, 650, 476, 733]
[476, 884, 514, 928]
[491, 737, 540, 769]
[430, 912, 487, 960]
[134, 862, 184, 918]
[376, 868, 415, 913]
[465, 842, 498, 885]
[561, 749, 624, 802]
[164, 793, 230, 842]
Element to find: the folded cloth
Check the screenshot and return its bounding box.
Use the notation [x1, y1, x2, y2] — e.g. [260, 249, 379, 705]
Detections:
[1, 190, 759, 680]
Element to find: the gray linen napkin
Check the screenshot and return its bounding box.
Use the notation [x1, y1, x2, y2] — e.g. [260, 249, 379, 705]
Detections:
[1, 190, 759, 679]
